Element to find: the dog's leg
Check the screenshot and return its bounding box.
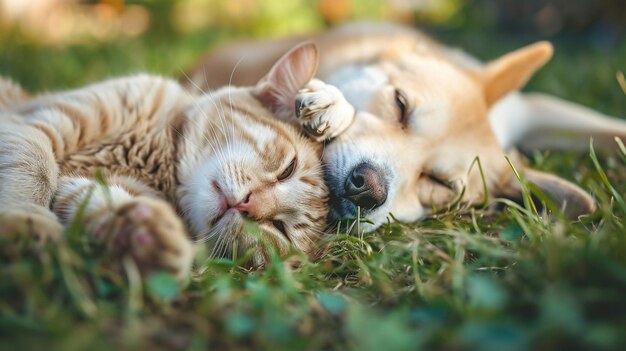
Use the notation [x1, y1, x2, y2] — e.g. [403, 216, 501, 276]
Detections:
[490, 92, 626, 152]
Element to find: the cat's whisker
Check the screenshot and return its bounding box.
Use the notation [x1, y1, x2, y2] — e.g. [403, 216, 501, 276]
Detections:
[226, 55, 247, 166]
[218, 220, 239, 259]
[182, 68, 232, 168]
[208, 233, 225, 258]
[198, 64, 234, 156]
[219, 236, 234, 261]
[188, 94, 231, 169]
[203, 88, 235, 165]
[179, 68, 207, 95]
[205, 82, 235, 162]
[197, 95, 229, 155]
[171, 80, 228, 167]
[213, 225, 233, 259]
[202, 223, 225, 249]
[194, 229, 217, 244]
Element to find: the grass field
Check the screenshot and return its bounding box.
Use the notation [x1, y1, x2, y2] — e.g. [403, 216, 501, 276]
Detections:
[1, 17, 626, 351]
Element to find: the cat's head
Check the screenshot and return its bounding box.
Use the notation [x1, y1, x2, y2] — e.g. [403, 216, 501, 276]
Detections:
[178, 43, 327, 265]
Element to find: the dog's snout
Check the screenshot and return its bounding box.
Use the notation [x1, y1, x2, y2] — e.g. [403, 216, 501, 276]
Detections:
[344, 164, 388, 210]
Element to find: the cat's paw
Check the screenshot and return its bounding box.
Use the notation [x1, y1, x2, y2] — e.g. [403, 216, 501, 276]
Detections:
[0, 205, 63, 244]
[93, 197, 193, 280]
[295, 79, 354, 142]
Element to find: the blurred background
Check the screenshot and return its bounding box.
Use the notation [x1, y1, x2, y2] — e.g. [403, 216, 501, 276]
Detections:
[0, 0, 624, 115]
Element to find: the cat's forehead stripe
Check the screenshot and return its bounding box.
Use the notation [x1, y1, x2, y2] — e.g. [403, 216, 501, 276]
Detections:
[234, 126, 264, 155]
[220, 97, 298, 171]
[266, 143, 292, 172]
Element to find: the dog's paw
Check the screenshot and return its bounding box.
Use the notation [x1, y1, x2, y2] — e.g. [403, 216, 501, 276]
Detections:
[92, 197, 193, 280]
[0, 205, 63, 244]
[295, 79, 354, 142]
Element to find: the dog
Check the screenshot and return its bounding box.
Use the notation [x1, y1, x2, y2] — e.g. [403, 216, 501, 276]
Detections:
[184, 22, 626, 232]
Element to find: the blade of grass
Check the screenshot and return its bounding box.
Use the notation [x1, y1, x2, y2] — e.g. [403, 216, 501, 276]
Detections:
[468, 156, 489, 209]
[505, 156, 540, 218]
[589, 139, 626, 215]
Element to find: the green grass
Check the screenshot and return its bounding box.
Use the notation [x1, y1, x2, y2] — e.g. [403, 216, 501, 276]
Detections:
[1, 22, 626, 351]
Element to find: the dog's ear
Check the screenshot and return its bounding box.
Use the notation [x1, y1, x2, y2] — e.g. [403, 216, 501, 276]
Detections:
[498, 165, 596, 219]
[482, 41, 553, 106]
[255, 42, 319, 118]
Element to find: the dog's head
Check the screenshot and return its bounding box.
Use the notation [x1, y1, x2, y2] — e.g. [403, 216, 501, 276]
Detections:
[323, 41, 595, 231]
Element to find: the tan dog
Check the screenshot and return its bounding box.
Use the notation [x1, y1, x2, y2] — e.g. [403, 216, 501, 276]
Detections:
[184, 22, 626, 232]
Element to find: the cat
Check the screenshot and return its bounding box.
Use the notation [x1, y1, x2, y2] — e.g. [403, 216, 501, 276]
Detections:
[0, 43, 355, 279]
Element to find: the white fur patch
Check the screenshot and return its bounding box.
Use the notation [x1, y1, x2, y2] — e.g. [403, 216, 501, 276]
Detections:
[326, 65, 388, 112]
[488, 92, 530, 150]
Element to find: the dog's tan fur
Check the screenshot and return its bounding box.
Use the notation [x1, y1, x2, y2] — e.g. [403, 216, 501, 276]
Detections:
[185, 22, 626, 230]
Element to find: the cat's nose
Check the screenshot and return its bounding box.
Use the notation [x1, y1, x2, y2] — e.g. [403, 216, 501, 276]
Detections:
[344, 163, 388, 210]
[233, 193, 256, 218]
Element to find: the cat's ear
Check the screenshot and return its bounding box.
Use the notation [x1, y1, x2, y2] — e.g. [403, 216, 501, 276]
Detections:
[482, 41, 553, 106]
[497, 165, 596, 219]
[255, 42, 319, 117]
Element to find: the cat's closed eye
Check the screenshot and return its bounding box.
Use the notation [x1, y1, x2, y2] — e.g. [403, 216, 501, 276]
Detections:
[272, 219, 290, 241]
[277, 157, 297, 181]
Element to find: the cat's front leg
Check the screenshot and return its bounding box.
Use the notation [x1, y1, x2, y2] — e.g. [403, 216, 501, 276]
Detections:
[54, 176, 194, 280]
[295, 79, 355, 142]
[0, 120, 63, 242]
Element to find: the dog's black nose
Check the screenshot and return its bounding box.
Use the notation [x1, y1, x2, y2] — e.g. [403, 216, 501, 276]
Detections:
[344, 164, 388, 210]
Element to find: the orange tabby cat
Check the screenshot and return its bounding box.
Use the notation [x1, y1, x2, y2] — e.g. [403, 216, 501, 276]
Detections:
[0, 43, 354, 279]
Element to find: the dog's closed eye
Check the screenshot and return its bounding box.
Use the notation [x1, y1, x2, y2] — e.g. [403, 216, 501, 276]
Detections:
[394, 88, 411, 128]
[421, 172, 454, 191]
